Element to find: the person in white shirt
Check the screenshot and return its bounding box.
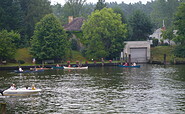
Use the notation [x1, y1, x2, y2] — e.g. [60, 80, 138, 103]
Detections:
[132, 63, 136, 66]
[19, 67, 23, 72]
[10, 84, 16, 90]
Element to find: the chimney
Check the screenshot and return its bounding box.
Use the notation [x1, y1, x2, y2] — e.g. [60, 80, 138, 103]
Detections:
[68, 16, 73, 24]
[162, 20, 166, 31]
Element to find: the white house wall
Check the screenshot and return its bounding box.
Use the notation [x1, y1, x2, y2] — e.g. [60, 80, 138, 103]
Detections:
[149, 28, 176, 45]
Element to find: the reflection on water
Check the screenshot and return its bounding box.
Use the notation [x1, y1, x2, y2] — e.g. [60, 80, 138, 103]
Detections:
[0, 64, 185, 113]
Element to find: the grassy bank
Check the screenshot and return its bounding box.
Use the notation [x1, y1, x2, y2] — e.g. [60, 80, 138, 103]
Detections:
[151, 46, 185, 64]
[1, 46, 185, 67]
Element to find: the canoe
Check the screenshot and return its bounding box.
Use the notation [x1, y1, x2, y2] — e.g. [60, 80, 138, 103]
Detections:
[1, 88, 42, 96]
[14, 70, 44, 73]
[63, 66, 88, 70]
[30, 68, 51, 70]
[52, 66, 64, 69]
[118, 65, 140, 68]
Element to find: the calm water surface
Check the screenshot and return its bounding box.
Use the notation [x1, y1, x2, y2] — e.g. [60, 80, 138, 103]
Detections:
[0, 64, 185, 113]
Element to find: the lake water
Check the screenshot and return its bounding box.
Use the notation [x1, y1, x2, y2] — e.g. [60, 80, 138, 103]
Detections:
[0, 64, 185, 113]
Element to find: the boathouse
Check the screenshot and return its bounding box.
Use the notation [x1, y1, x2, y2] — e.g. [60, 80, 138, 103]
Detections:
[123, 41, 150, 63]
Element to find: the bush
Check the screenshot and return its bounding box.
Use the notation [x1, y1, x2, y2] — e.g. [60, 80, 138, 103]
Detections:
[173, 45, 185, 58]
[71, 39, 78, 50]
[152, 38, 159, 47]
[18, 60, 25, 64]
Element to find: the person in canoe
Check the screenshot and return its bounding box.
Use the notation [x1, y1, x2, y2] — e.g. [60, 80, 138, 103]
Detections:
[9, 84, 16, 90]
[32, 84, 36, 90]
[19, 67, 23, 72]
[124, 62, 128, 66]
[132, 63, 137, 66]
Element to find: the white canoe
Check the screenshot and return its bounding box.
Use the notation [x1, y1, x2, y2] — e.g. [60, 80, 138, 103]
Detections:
[2, 88, 42, 96]
[63, 66, 88, 70]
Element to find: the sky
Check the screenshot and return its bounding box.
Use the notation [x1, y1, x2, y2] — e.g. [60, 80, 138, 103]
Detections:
[50, 0, 152, 5]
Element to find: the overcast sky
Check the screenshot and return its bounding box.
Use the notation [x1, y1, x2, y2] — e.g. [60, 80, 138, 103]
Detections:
[50, 0, 152, 5]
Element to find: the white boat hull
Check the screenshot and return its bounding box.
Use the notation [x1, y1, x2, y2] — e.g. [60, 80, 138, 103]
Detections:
[2, 88, 42, 96]
[63, 66, 88, 70]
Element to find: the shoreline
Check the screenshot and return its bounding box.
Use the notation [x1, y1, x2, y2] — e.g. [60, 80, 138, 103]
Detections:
[0, 63, 119, 70]
[1, 61, 185, 70]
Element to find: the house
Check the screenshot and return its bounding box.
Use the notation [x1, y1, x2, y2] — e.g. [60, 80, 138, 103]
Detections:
[123, 41, 150, 63]
[64, 16, 85, 51]
[149, 20, 176, 45]
[64, 16, 85, 31]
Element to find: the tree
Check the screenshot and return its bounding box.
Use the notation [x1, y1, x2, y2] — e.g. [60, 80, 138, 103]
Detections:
[161, 27, 175, 45]
[112, 7, 127, 23]
[19, 0, 52, 41]
[128, 10, 153, 41]
[81, 8, 127, 60]
[174, 3, 185, 44]
[0, 30, 20, 63]
[63, 0, 86, 17]
[0, 0, 23, 32]
[151, 0, 181, 28]
[30, 14, 69, 61]
[94, 0, 107, 11]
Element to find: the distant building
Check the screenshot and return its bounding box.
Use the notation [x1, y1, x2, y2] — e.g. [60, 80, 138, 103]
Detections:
[123, 41, 150, 63]
[64, 16, 85, 51]
[149, 20, 176, 45]
[64, 16, 85, 31]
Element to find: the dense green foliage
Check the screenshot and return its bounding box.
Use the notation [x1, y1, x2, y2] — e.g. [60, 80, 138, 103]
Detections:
[63, 0, 86, 17]
[0, 0, 23, 32]
[151, 0, 182, 28]
[94, 0, 107, 11]
[19, 0, 52, 41]
[128, 10, 153, 41]
[174, 3, 185, 44]
[152, 38, 159, 47]
[30, 14, 69, 61]
[161, 27, 175, 44]
[82, 8, 127, 60]
[0, 0, 52, 47]
[173, 45, 185, 58]
[0, 30, 20, 62]
[112, 7, 127, 23]
[173, 2, 185, 58]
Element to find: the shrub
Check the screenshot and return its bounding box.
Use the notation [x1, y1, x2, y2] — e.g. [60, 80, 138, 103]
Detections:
[152, 38, 159, 47]
[173, 45, 185, 58]
[18, 60, 25, 64]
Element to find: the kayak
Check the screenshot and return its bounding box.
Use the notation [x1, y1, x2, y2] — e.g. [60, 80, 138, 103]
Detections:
[118, 65, 140, 68]
[63, 66, 88, 70]
[14, 70, 44, 73]
[1, 88, 42, 96]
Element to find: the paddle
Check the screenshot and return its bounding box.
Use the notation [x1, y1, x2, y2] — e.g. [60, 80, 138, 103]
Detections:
[0, 87, 11, 96]
[0, 89, 4, 96]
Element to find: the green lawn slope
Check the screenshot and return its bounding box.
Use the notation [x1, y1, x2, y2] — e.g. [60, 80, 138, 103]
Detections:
[15, 48, 32, 64]
[151, 46, 185, 63]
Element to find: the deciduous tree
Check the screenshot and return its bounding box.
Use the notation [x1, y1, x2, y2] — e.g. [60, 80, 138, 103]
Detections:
[81, 8, 127, 60]
[63, 0, 86, 17]
[128, 10, 153, 41]
[30, 14, 69, 61]
[94, 0, 107, 11]
[0, 30, 20, 62]
[174, 2, 185, 44]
